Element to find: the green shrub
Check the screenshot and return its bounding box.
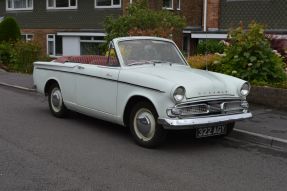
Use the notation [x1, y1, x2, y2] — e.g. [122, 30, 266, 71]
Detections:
[187, 54, 221, 70]
[0, 17, 21, 43]
[196, 40, 225, 54]
[11, 40, 41, 73]
[0, 42, 14, 68]
[216, 22, 286, 83]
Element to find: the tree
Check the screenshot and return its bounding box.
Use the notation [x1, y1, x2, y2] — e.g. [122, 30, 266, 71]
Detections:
[0, 17, 21, 43]
[104, 0, 186, 44]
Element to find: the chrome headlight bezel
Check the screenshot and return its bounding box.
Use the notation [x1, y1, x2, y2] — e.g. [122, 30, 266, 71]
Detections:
[173, 86, 186, 103]
[239, 82, 251, 97]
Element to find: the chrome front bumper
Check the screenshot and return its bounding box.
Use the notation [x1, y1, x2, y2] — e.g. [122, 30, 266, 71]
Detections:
[158, 112, 252, 130]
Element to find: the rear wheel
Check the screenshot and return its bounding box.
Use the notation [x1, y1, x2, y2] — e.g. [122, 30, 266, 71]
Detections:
[48, 83, 68, 118]
[129, 102, 166, 148]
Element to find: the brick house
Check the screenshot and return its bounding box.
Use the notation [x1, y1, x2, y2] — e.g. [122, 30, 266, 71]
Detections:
[0, 0, 204, 57]
[0, 0, 123, 57]
[1, 0, 285, 57]
[187, 0, 287, 53]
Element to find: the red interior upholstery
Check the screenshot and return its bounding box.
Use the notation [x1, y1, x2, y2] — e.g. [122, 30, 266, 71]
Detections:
[53, 55, 118, 66]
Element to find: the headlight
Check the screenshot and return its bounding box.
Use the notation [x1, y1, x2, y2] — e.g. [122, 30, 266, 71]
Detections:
[240, 82, 250, 97]
[173, 86, 186, 102]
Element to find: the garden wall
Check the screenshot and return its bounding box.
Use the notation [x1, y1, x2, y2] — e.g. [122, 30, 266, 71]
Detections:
[247, 86, 287, 111]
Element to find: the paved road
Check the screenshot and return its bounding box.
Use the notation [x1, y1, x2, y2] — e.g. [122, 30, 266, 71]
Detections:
[0, 86, 287, 191]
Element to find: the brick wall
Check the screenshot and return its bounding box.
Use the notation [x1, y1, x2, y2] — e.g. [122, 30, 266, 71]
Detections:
[206, 0, 220, 30]
[181, 0, 202, 27]
[247, 86, 287, 111]
[21, 29, 80, 55]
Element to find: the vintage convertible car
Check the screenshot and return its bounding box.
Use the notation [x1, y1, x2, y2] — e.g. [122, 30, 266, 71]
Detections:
[33, 36, 252, 148]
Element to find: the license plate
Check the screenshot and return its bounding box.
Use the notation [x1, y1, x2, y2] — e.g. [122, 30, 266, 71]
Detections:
[196, 125, 226, 138]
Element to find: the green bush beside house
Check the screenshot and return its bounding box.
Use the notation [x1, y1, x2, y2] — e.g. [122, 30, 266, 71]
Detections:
[0, 17, 43, 74]
[188, 22, 287, 88]
[0, 16, 21, 43]
[196, 40, 225, 55]
[217, 22, 286, 84]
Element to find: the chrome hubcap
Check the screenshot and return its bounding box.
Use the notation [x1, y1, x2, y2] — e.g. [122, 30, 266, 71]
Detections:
[134, 109, 156, 141]
[51, 88, 63, 113]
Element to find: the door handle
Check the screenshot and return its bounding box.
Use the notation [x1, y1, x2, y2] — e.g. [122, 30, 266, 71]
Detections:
[77, 65, 85, 70]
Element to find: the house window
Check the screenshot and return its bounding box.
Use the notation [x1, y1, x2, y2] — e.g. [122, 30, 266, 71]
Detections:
[47, 34, 63, 57]
[21, 34, 33, 41]
[95, 0, 121, 8]
[80, 36, 105, 55]
[163, 0, 173, 10]
[47, 0, 77, 9]
[176, 0, 180, 10]
[6, 0, 33, 11]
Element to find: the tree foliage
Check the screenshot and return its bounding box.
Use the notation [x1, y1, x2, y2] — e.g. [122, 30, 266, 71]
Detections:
[0, 17, 21, 43]
[104, 0, 186, 44]
[216, 22, 286, 83]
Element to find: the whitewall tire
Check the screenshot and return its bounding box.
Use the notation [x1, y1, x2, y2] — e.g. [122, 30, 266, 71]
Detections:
[129, 101, 166, 148]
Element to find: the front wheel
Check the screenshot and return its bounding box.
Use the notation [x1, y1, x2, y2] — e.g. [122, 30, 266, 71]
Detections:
[129, 102, 166, 148]
[48, 83, 68, 118]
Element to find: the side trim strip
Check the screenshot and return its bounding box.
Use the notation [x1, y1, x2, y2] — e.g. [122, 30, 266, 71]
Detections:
[36, 67, 165, 93]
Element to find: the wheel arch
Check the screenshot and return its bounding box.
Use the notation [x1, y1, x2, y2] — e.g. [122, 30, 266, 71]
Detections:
[44, 78, 60, 96]
[123, 95, 158, 127]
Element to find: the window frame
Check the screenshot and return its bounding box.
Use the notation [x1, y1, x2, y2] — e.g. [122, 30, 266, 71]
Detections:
[6, 0, 33, 11]
[21, 33, 34, 41]
[80, 36, 106, 55]
[46, 0, 78, 10]
[176, 0, 180, 10]
[47, 34, 56, 57]
[79, 36, 106, 43]
[163, 0, 173, 10]
[95, 0, 121, 9]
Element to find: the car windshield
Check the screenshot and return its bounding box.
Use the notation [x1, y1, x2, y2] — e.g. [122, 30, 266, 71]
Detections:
[118, 39, 186, 66]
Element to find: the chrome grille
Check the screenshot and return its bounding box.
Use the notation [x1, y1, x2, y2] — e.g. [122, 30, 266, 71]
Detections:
[180, 104, 209, 116]
[222, 101, 248, 114]
[167, 100, 248, 118]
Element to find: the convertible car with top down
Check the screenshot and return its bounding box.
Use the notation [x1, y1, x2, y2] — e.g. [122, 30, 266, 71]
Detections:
[33, 36, 252, 148]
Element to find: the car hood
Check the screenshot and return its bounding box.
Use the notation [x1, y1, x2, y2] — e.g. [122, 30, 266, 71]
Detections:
[124, 64, 243, 99]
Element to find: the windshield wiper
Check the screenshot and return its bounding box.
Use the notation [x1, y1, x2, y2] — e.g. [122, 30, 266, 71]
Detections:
[128, 61, 153, 66]
[149, 60, 181, 65]
[128, 60, 182, 66]
[149, 60, 166, 64]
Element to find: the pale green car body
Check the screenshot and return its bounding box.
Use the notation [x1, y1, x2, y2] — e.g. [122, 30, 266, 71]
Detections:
[33, 36, 252, 133]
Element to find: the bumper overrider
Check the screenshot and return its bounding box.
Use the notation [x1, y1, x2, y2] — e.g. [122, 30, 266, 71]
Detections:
[158, 112, 252, 130]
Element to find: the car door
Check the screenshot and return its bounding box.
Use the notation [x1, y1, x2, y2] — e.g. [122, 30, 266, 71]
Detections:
[75, 62, 120, 116]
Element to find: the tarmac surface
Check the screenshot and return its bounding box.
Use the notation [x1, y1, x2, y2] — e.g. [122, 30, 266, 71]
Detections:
[0, 69, 287, 150]
[0, 86, 287, 191]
